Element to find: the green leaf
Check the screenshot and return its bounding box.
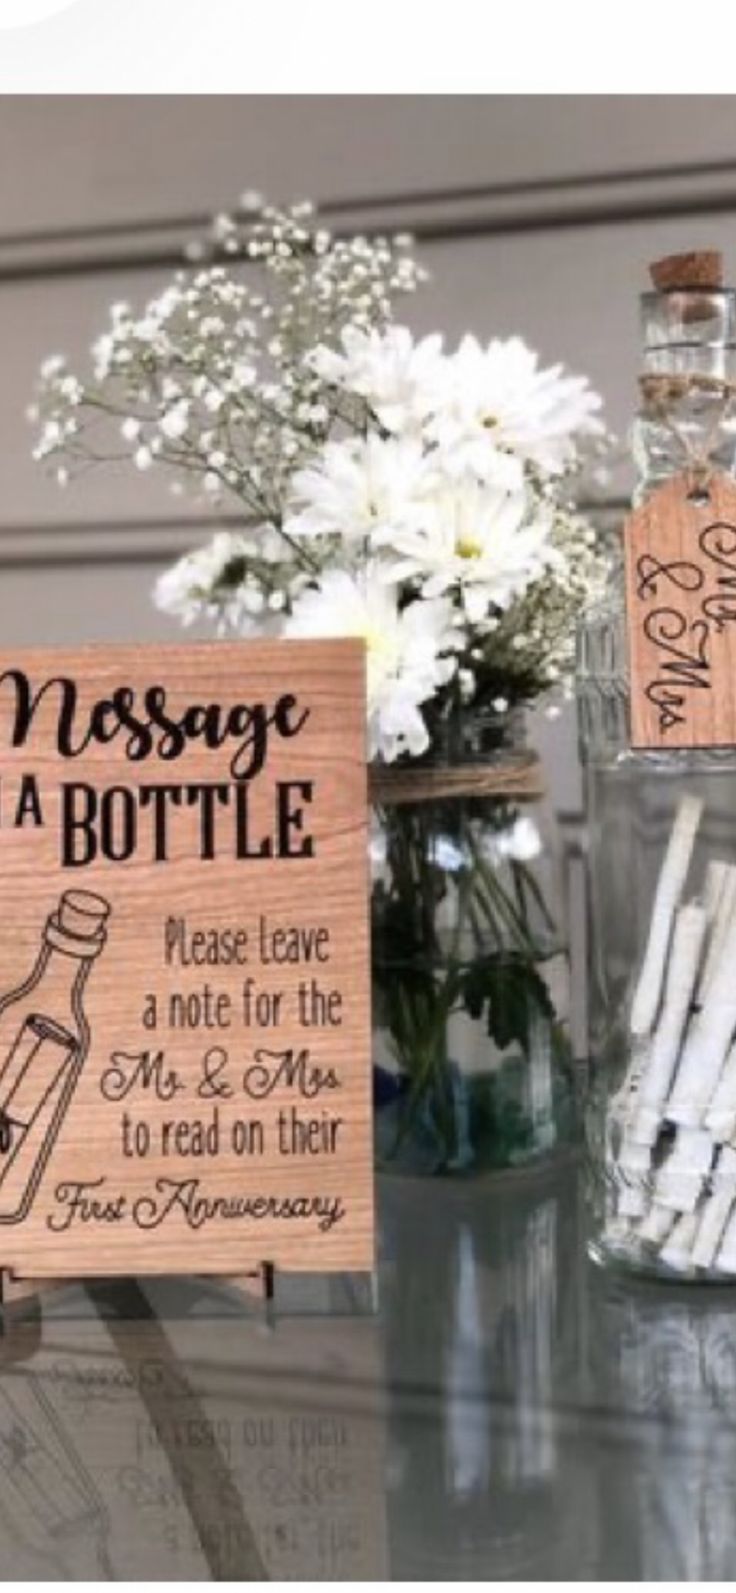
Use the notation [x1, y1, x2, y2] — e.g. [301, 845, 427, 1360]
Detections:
[461, 954, 554, 1054]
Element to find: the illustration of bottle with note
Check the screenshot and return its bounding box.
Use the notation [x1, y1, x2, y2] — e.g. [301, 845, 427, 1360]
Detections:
[0, 890, 110, 1223]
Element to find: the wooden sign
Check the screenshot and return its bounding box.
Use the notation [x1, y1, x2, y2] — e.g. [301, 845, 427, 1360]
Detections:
[625, 471, 736, 749]
[0, 639, 372, 1281]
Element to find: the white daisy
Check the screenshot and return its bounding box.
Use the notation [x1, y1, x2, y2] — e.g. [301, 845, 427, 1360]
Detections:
[308, 325, 445, 433]
[153, 531, 274, 631]
[284, 434, 431, 547]
[430, 334, 604, 477]
[283, 567, 458, 760]
[375, 476, 554, 622]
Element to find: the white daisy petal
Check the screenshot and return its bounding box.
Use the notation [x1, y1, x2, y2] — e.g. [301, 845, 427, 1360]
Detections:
[283, 567, 458, 762]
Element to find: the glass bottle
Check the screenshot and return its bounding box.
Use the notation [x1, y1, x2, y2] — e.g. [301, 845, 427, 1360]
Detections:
[0, 889, 110, 1223]
[578, 252, 736, 1278]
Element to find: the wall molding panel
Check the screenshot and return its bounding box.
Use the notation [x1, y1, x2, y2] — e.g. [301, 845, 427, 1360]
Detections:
[3, 157, 736, 283]
[0, 135, 730, 590]
[0, 516, 228, 569]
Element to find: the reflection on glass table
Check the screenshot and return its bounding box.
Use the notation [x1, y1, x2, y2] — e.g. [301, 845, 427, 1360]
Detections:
[380, 1160, 593, 1580]
[0, 1287, 386, 1581]
[588, 1273, 736, 1582]
[0, 1165, 735, 1579]
[0, 1368, 111, 1580]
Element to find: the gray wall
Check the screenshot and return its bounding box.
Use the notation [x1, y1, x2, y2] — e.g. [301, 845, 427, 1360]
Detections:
[3, 94, 736, 814]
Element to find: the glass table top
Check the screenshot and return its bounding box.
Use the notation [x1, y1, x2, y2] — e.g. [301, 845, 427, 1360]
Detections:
[0, 1160, 734, 1581]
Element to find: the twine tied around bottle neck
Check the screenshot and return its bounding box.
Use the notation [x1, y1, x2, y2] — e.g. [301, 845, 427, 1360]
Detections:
[368, 749, 545, 808]
[639, 370, 736, 496]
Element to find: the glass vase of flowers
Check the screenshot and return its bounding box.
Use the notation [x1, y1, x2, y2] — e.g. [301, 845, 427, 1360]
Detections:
[371, 705, 575, 1173]
[31, 194, 608, 1174]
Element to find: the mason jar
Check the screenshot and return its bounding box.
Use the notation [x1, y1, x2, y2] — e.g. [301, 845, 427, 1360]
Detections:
[578, 257, 736, 1278]
[371, 707, 575, 1175]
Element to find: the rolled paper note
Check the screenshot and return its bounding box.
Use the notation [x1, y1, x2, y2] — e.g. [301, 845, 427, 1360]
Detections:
[618, 1181, 650, 1220]
[715, 1203, 736, 1274]
[698, 865, 736, 1000]
[618, 1136, 652, 1174]
[667, 909, 736, 1127]
[603, 1215, 638, 1253]
[690, 1145, 736, 1270]
[691, 860, 729, 1008]
[639, 1203, 676, 1247]
[608, 1038, 651, 1128]
[616, 1137, 653, 1220]
[653, 1126, 714, 1213]
[704, 1042, 736, 1142]
[660, 1209, 701, 1272]
[629, 903, 707, 1146]
[702, 859, 729, 931]
[630, 795, 703, 1039]
[710, 1139, 736, 1195]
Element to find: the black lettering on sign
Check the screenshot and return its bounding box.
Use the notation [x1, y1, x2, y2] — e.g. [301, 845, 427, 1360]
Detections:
[636, 552, 704, 600]
[699, 520, 736, 631]
[100, 1050, 185, 1102]
[626, 475, 736, 747]
[642, 608, 711, 729]
[0, 671, 310, 780]
[242, 1048, 340, 1101]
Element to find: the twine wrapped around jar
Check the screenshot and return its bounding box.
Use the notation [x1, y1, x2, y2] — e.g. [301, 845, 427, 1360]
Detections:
[369, 749, 545, 807]
[638, 372, 736, 494]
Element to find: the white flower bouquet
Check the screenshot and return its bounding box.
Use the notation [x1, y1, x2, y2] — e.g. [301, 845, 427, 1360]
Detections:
[33, 196, 609, 1172]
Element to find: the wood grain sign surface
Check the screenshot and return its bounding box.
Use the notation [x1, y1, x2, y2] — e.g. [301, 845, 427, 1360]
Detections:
[0, 639, 372, 1278]
[625, 471, 736, 749]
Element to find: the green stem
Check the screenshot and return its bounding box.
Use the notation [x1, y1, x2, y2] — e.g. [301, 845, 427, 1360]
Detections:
[470, 851, 540, 958]
[514, 858, 559, 937]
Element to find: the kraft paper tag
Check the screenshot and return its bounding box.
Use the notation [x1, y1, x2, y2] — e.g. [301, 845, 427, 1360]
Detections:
[624, 471, 736, 749]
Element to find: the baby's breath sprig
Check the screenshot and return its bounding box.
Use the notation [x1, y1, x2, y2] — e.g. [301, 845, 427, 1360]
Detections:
[32, 193, 609, 763]
[31, 197, 425, 547]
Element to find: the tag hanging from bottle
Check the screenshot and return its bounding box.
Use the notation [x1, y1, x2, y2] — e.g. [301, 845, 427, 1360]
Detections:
[624, 469, 736, 750]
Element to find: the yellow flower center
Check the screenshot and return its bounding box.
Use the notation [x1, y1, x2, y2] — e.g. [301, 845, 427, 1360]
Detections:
[455, 536, 483, 560]
[482, 414, 498, 429]
[364, 625, 396, 661]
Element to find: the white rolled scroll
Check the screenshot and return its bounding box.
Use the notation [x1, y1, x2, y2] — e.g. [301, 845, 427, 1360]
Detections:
[630, 795, 703, 1039]
[660, 1209, 701, 1272]
[638, 1203, 676, 1247]
[618, 1182, 650, 1220]
[716, 1203, 736, 1274]
[690, 1145, 736, 1270]
[697, 865, 736, 998]
[629, 903, 707, 1147]
[653, 1127, 715, 1213]
[704, 1042, 736, 1143]
[615, 1135, 654, 1220]
[667, 909, 736, 1128]
[608, 1038, 651, 1131]
[702, 859, 730, 931]
[602, 1215, 637, 1253]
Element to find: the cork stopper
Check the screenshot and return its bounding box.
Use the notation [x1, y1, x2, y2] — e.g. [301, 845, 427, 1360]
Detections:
[58, 889, 110, 941]
[649, 251, 724, 292]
